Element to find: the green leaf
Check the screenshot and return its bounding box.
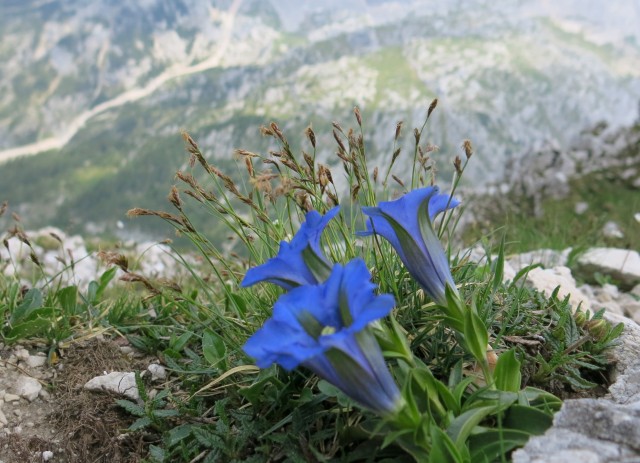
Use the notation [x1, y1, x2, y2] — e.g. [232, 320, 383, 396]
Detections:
[6, 314, 55, 341]
[96, 267, 117, 300]
[10, 288, 43, 325]
[492, 235, 505, 291]
[601, 322, 624, 345]
[463, 305, 489, 365]
[57, 286, 78, 314]
[519, 387, 562, 411]
[167, 424, 193, 446]
[129, 416, 152, 431]
[192, 426, 219, 448]
[447, 405, 498, 447]
[170, 332, 193, 352]
[202, 330, 227, 368]
[87, 281, 99, 305]
[429, 426, 464, 463]
[152, 409, 179, 418]
[494, 349, 522, 392]
[134, 371, 147, 402]
[469, 429, 532, 462]
[149, 444, 165, 463]
[503, 405, 553, 435]
[226, 292, 247, 317]
[116, 399, 145, 417]
[509, 263, 542, 287]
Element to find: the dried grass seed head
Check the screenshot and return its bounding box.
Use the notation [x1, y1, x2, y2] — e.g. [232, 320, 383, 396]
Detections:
[395, 121, 403, 141]
[305, 125, 316, 149]
[354, 106, 362, 127]
[463, 139, 474, 159]
[427, 98, 438, 119]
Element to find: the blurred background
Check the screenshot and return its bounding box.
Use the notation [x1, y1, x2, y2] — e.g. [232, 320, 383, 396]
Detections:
[0, 0, 639, 242]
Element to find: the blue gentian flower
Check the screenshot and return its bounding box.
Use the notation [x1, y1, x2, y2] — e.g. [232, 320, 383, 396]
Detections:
[359, 186, 460, 306]
[241, 207, 340, 290]
[243, 258, 402, 415]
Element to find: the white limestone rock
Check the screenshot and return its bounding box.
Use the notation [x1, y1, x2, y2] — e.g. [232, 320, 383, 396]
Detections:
[576, 248, 640, 290]
[83, 372, 140, 400]
[525, 266, 591, 312]
[507, 248, 571, 272]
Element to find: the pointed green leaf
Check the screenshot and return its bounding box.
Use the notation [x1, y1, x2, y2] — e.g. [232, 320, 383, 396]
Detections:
[503, 405, 553, 435]
[447, 405, 498, 447]
[492, 235, 505, 291]
[202, 330, 227, 368]
[430, 426, 464, 463]
[463, 307, 489, 366]
[10, 288, 43, 325]
[494, 349, 522, 392]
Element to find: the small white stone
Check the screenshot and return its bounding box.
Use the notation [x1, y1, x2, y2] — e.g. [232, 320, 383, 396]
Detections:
[15, 376, 42, 402]
[14, 348, 30, 362]
[3, 394, 20, 403]
[42, 451, 54, 461]
[634, 212, 640, 224]
[26, 354, 47, 368]
[119, 346, 134, 356]
[147, 364, 167, 381]
[574, 201, 589, 215]
[0, 409, 7, 426]
[602, 221, 624, 239]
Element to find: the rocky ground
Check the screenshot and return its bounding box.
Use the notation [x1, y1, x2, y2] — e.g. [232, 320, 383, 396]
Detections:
[0, 236, 638, 461]
[0, 337, 167, 463]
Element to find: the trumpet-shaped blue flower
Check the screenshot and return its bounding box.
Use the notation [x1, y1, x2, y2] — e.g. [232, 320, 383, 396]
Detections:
[241, 207, 340, 290]
[359, 186, 460, 306]
[243, 258, 401, 415]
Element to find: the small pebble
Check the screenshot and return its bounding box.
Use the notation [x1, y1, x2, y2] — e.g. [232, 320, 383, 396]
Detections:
[26, 354, 47, 368]
[15, 348, 30, 362]
[3, 394, 19, 402]
[147, 363, 167, 381]
[42, 451, 54, 461]
[574, 202, 589, 215]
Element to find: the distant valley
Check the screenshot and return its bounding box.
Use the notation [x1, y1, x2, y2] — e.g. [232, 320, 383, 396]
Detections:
[1, 0, 639, 240]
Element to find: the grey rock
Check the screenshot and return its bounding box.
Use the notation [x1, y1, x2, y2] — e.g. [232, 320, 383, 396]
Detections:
[575, 248, 640, 290]
[508, 248, 570, 271]
[525, 266, 591, 312]
[554, 399, 640, 450]
[83, 372, 140, 400]
[604, 312, 640, 383]
[513, 428, 636, 463]
[513, 399, 640, 462]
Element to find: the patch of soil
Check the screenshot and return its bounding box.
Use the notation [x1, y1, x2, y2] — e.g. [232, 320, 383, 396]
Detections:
[0, 339, 157, 463]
